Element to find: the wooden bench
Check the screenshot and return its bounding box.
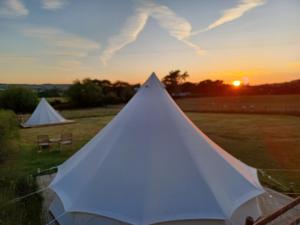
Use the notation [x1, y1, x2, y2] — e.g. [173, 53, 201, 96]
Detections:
[59, 133, 73, 149]
[37, 135, 51, 151]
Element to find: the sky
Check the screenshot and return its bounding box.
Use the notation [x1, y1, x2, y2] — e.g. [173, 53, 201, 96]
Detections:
[0, 0, 299, 84]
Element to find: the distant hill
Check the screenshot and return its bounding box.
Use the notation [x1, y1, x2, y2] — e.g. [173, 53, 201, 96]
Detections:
[252, 79, 300, 95]
[178, 78, 300, 97]
[1, 78, 300, 96]
[0, 83, 70, 92]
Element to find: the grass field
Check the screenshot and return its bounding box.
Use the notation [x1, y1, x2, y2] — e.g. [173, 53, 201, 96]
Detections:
[19, 107, 300, 192]
[176, 95, 300, 115]
[1, 96, 300, 224]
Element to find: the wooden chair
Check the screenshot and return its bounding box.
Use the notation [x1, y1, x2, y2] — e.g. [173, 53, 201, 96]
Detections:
[59, 133, 73, 149]
[37, 135, 51, 151]
[16, 115, 24, 123]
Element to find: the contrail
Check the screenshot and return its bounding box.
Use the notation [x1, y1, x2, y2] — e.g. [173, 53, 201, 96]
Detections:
[191, 0, 266, 36]
[100, 0, 204, 65]
[100, 3, 150, 65]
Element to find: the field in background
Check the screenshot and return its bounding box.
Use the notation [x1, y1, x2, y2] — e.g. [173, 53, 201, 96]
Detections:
[176, 95, 300, 115]
[48, 94, 300, 116]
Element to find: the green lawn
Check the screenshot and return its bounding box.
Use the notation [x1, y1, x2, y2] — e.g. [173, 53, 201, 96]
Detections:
[1, 105, 300, 224]
[19, 109, 300, 193]
[187, 113, 300, 193]
[176, 95, 300, 115]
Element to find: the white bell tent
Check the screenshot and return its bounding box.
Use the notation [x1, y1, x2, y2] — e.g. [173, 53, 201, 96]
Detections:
[22, 98, 72, 128]
[49, 73, 264, 225]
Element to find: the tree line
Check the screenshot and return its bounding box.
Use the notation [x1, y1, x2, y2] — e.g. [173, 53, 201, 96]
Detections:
[66, 78, 140, 107]
[162, 70, 300, 97]
[0, 70, 299, 113]
[0, 78, 140, 113]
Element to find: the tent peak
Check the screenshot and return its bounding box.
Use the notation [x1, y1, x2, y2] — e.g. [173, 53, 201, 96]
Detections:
[150, 72, 158, 78]
[23, 97, 70, 128]
[143, 72, 164, 89]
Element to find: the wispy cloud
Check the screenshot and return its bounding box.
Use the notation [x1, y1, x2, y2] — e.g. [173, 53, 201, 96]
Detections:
[0, 54, 36, 63]
[149, 2, 204, 55]
[23, 27, 100, 50]
[192, 0, 266, 35]
[42, 0, 68, 10]
[100, 4, 150, 65]
[288, 61, 300, 69]
[100, 0, 203, 65]
[22, 27, 100, 68]
[0, 0, 28, 17]
[43, 51, 88, 58]
[58, 60, 82, 67]
[100, 0, 265, 64]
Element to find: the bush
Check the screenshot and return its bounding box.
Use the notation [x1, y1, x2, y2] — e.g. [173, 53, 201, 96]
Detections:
[0, 87, 38, 113]
[103, 92, 120, 104]
[65, 78, 139, 108]
[0, 175, 43, 225]
[67, 79, 104, 107]
[0, 110, 19, 162]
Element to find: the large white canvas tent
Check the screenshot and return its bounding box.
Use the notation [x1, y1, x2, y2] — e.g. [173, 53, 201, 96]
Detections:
[22, 98, 72, 128]
[49, 73, 265, 225]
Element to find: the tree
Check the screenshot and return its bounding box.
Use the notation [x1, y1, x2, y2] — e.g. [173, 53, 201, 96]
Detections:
[67, 78, 104, 107]
[38, 88, 61, 98]
[112, 81, 135, 102]
[196, 80, 228, 96]
[91, 79, 113, 95]
[0, 87, 38, 113]
[162, 70, 189, 94]
[0, 109, 18, 161]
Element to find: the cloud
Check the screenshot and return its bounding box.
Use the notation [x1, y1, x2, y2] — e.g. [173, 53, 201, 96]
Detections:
[192, 0, 266, 35]
[22, 27, 100, 68]
[43, 51, 88, 58]
[0, 0, 28, 17]
[288, 61, 300, 69]
[100, 3, 150, 65]
[0, 54, 36, 63]
[59, 60, 82, 67]
[149, 2, 204, 55]
[100, 0, 203, 65]
[23, 27, 100, 50]
[42, 0, 68, 10]
[100, 0, 265, 64]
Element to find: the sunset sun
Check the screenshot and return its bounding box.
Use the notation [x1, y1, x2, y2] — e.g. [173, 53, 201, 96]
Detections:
[232, 80, 241, 87]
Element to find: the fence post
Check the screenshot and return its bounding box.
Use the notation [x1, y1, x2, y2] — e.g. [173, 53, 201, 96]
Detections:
[245, 216, 254, 225]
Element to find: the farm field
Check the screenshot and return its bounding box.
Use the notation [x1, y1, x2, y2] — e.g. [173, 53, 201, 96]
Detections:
[1, 98, 300, 224]
[176, 95, 300, 115]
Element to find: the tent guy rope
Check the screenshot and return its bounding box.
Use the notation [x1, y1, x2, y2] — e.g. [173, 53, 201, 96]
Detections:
[0, 187, 49, 208]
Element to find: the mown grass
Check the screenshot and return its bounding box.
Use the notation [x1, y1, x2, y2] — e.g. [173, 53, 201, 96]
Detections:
[0, 112, 116, 225]
[19, 116, 114, 172]
[1, 98, 300, 224]
[187, 113, 300, 193]
[60, 105, 123, 119]
[19, 109, 300, 193]
[176, 95, 300, 115]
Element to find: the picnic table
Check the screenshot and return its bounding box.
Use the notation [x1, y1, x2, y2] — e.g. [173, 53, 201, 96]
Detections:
[37, 133, 72, 152]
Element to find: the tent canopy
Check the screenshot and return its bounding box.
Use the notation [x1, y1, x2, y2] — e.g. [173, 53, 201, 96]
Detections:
[23, 98, 71, 128]
[50, 73, 264, 225]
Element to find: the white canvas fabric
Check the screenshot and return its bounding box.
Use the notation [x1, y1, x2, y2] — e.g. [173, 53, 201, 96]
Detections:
[49, 73, 264, 225]
[50, 193, 261, 225]
[24, 98, 68, 127]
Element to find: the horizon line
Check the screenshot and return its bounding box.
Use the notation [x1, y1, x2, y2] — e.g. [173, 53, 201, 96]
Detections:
[0, 77, 299, 86]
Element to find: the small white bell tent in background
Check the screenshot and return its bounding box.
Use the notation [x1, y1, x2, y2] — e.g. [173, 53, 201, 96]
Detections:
[49, 73, 265, 225]
[22, 98, 73, 128]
